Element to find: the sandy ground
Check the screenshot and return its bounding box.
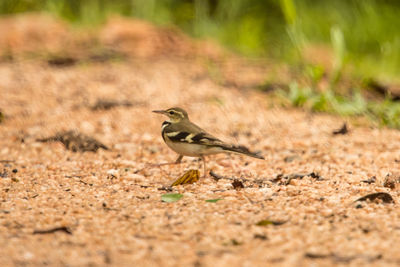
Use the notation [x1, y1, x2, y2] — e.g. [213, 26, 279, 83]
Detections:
[0, 15, 400, 267]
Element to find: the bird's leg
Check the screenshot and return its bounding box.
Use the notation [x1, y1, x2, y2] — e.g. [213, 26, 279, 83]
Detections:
[200, 156, 207, 178]
[175, 155, 183, 164]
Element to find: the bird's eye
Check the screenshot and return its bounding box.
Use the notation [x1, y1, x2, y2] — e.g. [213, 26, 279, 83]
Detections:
[168, 111, 175, 115]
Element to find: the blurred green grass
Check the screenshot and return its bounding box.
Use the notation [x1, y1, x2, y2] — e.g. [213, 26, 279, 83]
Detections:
[1, 0, 399, 79]
[1, 0, 400, 128]
[1, 1, 398, 72]
[280, 83, 400, 128]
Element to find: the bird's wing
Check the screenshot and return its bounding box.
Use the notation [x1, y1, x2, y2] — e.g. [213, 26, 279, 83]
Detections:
[164, 120, 264, 159]
[164, 121, 225, 146]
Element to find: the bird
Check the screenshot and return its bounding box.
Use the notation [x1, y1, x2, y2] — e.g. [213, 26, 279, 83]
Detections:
[153, 107, 264, 176]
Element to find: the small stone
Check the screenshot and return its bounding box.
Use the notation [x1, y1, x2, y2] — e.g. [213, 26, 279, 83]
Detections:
[23, 251, 34, 260]
[320, 209, 333, 217]
[107, 169, 119, 176]
[124, 173, 146, 182]
[383, 173, 400, 189]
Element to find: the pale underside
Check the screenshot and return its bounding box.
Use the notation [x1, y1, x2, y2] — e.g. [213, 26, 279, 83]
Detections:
[165, 138, 224, 157]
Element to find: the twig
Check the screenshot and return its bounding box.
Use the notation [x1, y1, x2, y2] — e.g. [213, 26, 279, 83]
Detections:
[134, 161, 184, 174]
[209, 171, 270, 188]
[0, 160, 15, 163]
[209, 170, 223, 181]
[272, 172, 324, 185]
[33, 226, 72, 235]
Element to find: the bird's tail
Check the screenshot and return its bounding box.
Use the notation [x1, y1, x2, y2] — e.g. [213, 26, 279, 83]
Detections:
[221, 145, 264, 160]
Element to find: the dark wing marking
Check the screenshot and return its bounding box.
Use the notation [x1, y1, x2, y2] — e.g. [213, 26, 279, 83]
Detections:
[167, 132, 191, 142]
[165, 131, 224, 146]
[191, 132, 221, 144]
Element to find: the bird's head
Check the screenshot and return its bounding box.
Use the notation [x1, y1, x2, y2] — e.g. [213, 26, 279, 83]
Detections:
[152, 107, 189, 123]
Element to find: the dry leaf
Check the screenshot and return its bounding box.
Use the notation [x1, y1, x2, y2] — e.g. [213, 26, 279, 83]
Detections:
[171, 169, 199, 186]
[356, 192, 394, 204]
[232, 179, 244, 189]
[37, 130, 108, 152]
[332, 123, 349, 135]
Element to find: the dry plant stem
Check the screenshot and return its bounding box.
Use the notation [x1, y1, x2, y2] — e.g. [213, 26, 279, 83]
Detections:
[150, 155, 207, 177]
[150, 162, 177, 167]
[138, 155, 184, 174]
[145, 155, 209, 178]
[148, 162, 181, 168]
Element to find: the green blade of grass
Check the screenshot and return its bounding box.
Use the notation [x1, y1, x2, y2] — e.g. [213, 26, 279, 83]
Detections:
[161, 193, 183, 203]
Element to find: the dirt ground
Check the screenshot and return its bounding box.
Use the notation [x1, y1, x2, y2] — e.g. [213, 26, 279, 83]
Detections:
[0, 15, 400, 267]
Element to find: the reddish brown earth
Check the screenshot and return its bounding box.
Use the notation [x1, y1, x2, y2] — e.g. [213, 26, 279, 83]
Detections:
[0, 14, 400, 267]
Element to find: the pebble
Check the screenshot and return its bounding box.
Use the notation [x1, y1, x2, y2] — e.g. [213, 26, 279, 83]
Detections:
[124, 173, 146, 182]
[107, 169, 119, 176]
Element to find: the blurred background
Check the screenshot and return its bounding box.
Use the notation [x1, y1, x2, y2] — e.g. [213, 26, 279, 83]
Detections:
[1, 0, 400, 128]
[2, 0, 400, 78]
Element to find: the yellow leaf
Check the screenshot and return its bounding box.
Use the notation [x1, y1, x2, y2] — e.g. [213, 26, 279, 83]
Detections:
[171, 169, 200, 186]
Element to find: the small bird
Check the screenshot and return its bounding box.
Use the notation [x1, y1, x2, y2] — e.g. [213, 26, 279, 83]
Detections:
[153, 107, 264, 176]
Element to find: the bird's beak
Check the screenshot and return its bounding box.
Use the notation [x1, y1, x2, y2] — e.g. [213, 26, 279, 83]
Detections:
[152, 110, 167, 115]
